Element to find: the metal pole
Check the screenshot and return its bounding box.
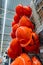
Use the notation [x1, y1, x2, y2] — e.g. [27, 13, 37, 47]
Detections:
[9, 58, 11, 65]
[1, 0, 8, 54]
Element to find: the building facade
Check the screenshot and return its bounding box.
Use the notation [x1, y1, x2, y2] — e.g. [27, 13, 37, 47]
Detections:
[30, 0, 43, 63]
[30, 0, 43, 33]
[34, 0, 43, 24]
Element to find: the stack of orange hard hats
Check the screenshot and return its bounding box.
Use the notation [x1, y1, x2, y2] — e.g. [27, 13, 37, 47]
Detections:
[7, 4, 41, 65]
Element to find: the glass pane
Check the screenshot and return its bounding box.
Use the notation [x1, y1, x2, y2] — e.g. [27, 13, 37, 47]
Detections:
[0, 0, 2, 8]
[4, 26, 11, 33]
[0, 10, 4, 18]
[5, 19, 12, 26]
[3, 40, 10, 45]
[0, 29, 2, 34]
[0, 18, 3, 25]
[2, 0, 5, 8]
[2, 41, 10, 52]
[3, 34, 11, 41]
[0, 34, 2, 41]
[6, 12, 14, 20]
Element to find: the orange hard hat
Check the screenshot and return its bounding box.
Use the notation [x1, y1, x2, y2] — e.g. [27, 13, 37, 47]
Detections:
[12, 24, 19, 33]
[24, 32, 40, 53]
[16, 26, 32, 40]
[16, 4, 23, 16]
[20, 38, 34, 47]
[16, 4, 32, 17]
[32, 56, 42, 65]
[24, 44, 39, 53]
[7, 47, 16, 60]
[10, 38, 19, 50]
[19, 16, 34, 30]
[7, 38, 22, 60]
[10, 31, 16, 38]
[32, 32, 40, 50]
[10, 38, 22, 51]
[14, 14, 20, 23]
[23, 6, 32, 17]
[7, 47, 22, 60]
[11, 53, 32, 65]
[32, 32, 39, 41]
